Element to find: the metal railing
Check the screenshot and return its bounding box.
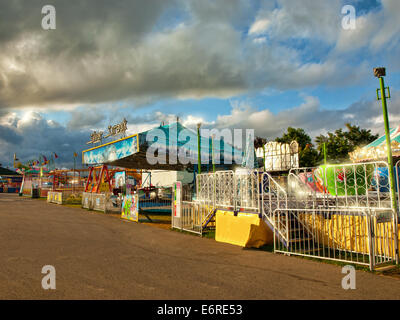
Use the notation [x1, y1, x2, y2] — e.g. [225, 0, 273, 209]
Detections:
[196, 170, 261, 212]
[289, 161, 394, 210]
[273, 208, 399, 270]
[191, 165, 400, 269]
[138, 187, 172, 214]
[394, 160, 400, 214]
[82, 192, 107, 213]
[173, 200, 215, 236]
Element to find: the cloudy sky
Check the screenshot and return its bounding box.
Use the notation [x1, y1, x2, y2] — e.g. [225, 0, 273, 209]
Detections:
[1, 0, 400, 168]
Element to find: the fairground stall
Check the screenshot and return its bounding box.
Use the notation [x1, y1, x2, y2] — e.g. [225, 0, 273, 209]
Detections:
[46, 169, 89, 205]
[190, 133, 399, 270]
[20, 168, 52, 198]
[81, 165, 142, 215]
[80, 121, 243, 224]
[0, 167, 22, 193]
[79, 119, 399, 270]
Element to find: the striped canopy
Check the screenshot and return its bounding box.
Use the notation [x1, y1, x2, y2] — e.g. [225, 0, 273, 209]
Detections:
[365, 126, 400, 148]
[350, 126, 400, 162]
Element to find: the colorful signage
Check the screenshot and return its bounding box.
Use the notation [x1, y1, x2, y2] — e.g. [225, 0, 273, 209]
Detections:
[87, 118, 128, 145]
[82, 134, 139, 165]
[121, 194, 139, 222]
[114, 171, 126, 188]
[174, 181, 182, 218]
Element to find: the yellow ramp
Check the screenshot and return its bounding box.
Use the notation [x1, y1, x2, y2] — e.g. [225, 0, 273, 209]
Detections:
[215, 210, 273, 248]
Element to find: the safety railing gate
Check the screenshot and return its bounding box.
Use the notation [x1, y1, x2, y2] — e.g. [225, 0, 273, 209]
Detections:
[289, 161, 394, 210]
[273, 208, 399, 270]
[261, 172, 289, 243]
[172, 200, 214, 236]
[184, 200, 214, 235]
[394, 160, 400, 216]
[138, 187, 172, 214]
[196, 170, 261, 212]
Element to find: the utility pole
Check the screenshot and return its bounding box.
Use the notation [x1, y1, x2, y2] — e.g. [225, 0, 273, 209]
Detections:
[73, 154, 76, 194]
[211, 134, 216, 173]
[374, 67, 397, 212]
[374, 67, 399, 265]
[197, 123, 201, 174]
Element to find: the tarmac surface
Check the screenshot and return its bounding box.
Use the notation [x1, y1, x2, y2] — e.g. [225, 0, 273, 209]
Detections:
[1, 193, 400, 300]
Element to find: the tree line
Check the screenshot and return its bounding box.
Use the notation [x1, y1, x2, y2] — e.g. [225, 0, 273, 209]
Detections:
[255, 123, 379, 167]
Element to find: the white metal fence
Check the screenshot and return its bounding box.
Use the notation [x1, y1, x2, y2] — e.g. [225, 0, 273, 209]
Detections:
[196, 170, 260, 212]
[172, 199, 215, 236]
[394, 160, 400, 212]
[273, 208, 399, 270]
[194, 163, 399, 268]
[289, 161, 394, 210]
[82, 192, 107, 212]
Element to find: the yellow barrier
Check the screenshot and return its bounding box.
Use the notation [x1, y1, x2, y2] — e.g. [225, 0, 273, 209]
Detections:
[215, 210, 273, 248]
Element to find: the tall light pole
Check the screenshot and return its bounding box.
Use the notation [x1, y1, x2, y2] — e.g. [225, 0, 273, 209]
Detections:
[374, 67, 399, 265]
[374, 67, 397, 213]
[211, 134, 216, 173]
[197, 123, 201, 174]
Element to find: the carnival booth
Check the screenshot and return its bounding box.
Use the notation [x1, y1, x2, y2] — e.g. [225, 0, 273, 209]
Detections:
[20, 169, 52, 198]
[81, 164, 142, 215]
[47, 169, 89, 205]
[0, 167, 22, 193]
[81, 121, 243, 224]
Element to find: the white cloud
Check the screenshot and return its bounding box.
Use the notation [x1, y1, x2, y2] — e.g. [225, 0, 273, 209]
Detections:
[336, 0, 400, 52]
[1, 0, 396, 110]
[248, 18, 270, 35]
[249, 0, 342, 43]
[212, 92, 400, 140]
[253, 37, 267, 44]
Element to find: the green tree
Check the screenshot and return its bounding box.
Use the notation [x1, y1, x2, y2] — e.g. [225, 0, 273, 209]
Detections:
[276, 127, 319, 167]
[254, 136, 267, 149]
[315, 123, 378, 163]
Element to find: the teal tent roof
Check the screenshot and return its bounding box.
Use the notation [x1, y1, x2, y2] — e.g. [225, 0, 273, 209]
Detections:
[365, 126, 400, 148]
[83, 122, 246, 170]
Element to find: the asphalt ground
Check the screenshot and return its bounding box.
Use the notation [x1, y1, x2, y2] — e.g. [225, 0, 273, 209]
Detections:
[1, 193, 400, 300]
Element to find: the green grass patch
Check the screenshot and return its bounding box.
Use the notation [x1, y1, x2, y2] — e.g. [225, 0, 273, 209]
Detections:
[202, 230, 215, 239]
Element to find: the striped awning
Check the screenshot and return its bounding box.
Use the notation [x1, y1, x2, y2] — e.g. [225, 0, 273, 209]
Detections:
[350, 126, 400, 162]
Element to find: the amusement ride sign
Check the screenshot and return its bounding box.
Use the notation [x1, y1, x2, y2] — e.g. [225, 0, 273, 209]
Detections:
[87, 118, 128, 145]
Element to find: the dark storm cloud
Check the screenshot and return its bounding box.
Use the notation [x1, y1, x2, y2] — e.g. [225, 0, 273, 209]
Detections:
[0, 0, 371, 110]
[0, 0, 398, 111]
[0, 125, 23, 144]
[67, 108, 106, 129]
[0, 112, 90, 168]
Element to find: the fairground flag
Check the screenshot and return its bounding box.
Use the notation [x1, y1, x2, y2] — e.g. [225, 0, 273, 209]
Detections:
[54, 153, 58, 159]
[13, 153, 19, 161]
[73, 152, 78, 158]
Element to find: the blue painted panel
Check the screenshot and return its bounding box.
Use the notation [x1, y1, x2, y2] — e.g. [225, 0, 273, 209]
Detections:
[83, 135, 139, 165]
